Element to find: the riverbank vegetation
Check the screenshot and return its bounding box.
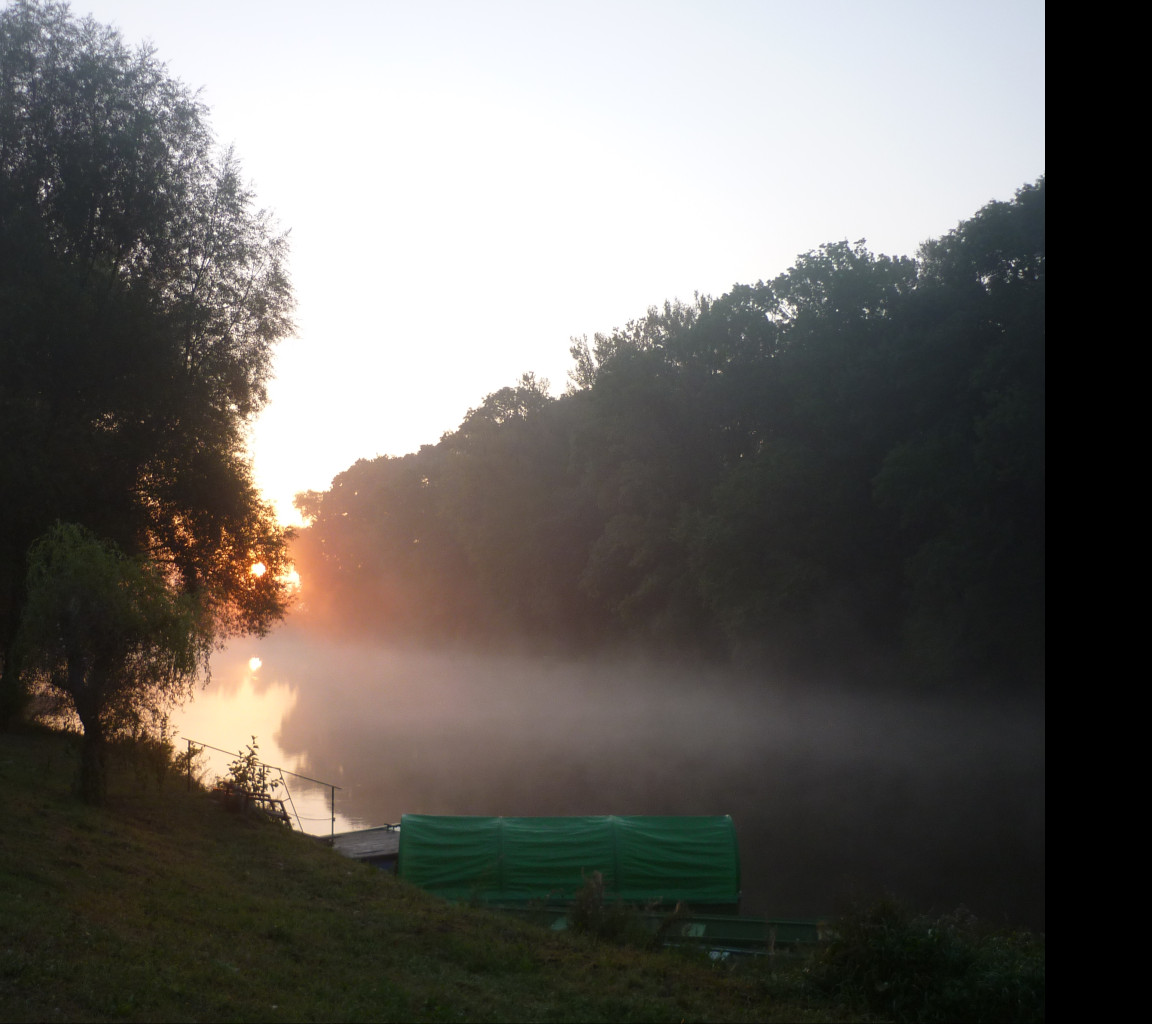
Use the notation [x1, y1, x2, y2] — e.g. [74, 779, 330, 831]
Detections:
[292, 180, 1044, 693]
[0, 729, 1042, 1022]
[0, 0, 295, 744]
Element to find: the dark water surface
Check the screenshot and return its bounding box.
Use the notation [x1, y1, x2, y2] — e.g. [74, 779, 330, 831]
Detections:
[189, 627, 1045, 930]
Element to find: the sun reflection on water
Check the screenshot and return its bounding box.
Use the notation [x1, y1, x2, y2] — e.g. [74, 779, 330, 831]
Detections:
[168, 643, 361, 835]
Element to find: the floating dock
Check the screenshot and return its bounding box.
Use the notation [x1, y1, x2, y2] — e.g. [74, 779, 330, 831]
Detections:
[328, 825, 400, 870]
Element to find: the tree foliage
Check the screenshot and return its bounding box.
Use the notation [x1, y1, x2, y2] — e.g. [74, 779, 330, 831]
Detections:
[17, 522, 205, 802]
[291, 180, 1044, 689]
[0, 1, 295, 719]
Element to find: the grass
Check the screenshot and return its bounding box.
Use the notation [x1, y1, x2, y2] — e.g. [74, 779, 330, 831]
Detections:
[1, 728, 855, 1023]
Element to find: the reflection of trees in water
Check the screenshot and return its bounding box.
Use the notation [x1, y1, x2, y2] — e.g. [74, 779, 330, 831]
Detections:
[262, 630, 1043, 929]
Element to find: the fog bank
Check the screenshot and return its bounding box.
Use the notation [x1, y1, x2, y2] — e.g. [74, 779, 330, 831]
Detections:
[209, 628, 1044, 929]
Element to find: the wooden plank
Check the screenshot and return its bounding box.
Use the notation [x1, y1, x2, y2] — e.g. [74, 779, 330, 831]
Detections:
[331, 826, 400, 861]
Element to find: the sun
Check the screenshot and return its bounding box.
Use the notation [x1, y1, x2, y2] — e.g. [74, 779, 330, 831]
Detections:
[248, 657, 262, 672]
[250, 561, 267, 578]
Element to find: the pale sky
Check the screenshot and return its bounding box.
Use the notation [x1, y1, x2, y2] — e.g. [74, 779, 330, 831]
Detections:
[73, 0, 1044, 525]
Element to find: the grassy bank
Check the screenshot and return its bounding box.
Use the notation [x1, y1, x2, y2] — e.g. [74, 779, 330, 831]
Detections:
[1, 729, 1043, 1022]
[0, 729, 855, 1023]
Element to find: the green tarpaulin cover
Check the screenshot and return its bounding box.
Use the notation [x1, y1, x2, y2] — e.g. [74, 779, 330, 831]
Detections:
[397, 814, 740, 908]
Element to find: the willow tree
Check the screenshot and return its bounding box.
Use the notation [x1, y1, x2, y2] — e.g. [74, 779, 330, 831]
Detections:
[17, 523, 205, 803]
[0, 1, 295, 721]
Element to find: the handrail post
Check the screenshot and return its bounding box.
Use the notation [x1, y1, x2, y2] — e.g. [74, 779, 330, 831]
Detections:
[330, 785, 335, 839]
[186, 738, 192, 791]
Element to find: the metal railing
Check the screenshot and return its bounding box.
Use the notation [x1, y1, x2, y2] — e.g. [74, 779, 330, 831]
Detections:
[181, 737, 343, 838]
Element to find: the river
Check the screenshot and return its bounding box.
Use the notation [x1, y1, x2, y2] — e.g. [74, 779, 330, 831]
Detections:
[171, 625, 1045, 930]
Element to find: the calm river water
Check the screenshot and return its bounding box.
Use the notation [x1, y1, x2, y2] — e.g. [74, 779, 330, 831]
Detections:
[171, 625, 1045, 930]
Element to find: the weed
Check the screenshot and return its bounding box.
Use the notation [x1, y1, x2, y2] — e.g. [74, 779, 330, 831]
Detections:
[810, 895, 1045, 1023]
[566, 872, 690, 951]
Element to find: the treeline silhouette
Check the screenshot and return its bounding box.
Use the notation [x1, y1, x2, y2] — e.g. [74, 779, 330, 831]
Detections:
[292, 180, 1044, 689]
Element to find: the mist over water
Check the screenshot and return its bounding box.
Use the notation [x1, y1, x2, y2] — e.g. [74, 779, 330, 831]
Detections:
[196, 626, 1044, 930]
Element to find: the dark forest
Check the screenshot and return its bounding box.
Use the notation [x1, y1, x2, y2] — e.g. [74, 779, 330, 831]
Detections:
[292, 179, 1044, 691]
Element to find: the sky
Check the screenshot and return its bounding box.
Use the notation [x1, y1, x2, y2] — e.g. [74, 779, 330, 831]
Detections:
[71, 0, 1044, 525]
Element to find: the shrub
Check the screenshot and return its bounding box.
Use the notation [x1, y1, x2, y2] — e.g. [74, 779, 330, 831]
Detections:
[567, 872, 657, 949]
[211, 737, 290, 826]
[811, 896, 1044, 1023]
[222, 737, 282, 802]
